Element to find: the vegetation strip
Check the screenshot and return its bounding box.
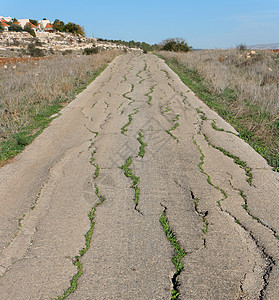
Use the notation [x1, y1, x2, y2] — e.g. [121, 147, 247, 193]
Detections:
[145, 84, 157, 105]
[121, 156, 140, 207]
[137, 130, 147, 158]
[121, 108, 139, 135]
[158, 54, 279, 172]
[160, 206, 186, 300]
[57, 133, 105, 299]
[166, 114, 180, 142]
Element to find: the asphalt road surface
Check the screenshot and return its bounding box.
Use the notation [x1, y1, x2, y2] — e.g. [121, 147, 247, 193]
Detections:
[0, 53, 278, 299]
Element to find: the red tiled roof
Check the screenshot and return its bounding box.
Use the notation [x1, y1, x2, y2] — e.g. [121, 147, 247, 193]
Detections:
[26, 22, 37, 28]
[0, 20, 9, 26]
[45, 23, 53, 28]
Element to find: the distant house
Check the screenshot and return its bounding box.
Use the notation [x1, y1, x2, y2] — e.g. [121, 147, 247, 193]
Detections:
[0, 16, 12, 22]
[44, 23, 54, 33]
[37, 19, 50, 31]
[0, 19, 10, 31]
[25, 22, 38, 32]
[18, 19, 30, 28]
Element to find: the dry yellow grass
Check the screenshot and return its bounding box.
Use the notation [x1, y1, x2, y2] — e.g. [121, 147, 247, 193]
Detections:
[0, 51, 120, 140]
[160, 49, 279, 116]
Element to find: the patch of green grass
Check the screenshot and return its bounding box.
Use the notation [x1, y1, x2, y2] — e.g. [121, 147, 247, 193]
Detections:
[160, 209, 186, 300]
[0, 103, 62, 162]
[121, 156, 140, 206]
[159, 54, 279, 172]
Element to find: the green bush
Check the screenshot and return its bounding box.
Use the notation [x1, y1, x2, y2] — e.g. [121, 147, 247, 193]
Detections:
[8, 24, 23, 32]
[161, 38, 192, 52]
[83, 47, 99, 55]
[24, 24, 36, 37]
[0, 25, 4, 33]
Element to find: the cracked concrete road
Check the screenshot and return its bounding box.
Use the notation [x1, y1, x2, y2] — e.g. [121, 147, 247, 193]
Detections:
[0, 53, 279, 300]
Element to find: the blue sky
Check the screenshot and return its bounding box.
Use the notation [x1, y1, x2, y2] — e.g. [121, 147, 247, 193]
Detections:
[1, 0, 279, 48]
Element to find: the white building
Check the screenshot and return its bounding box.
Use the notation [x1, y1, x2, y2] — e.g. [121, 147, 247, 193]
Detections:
[18, 19, 30, 28]
[38, 20, 50, 30]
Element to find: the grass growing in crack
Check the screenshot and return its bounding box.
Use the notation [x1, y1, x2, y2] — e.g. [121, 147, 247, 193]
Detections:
[121, 156, 140, 206]
[161, 102, 171, 114]
[193, 136, 227, 208]
[211, 121, 225, 132]
[145, 84, 157, 105]
[196, 108, 207, 120]
[121, 108, 139, 135]
[136, 69, 144, 83]
[203, 134, 253, 185]
[235, 187, 279, 240]
[192, 192, 209, 237]
[161, 69, 171, 79]
[122, 84, 135, 105]
[137, 130, 147, 158]
[166, 114, 180, 142]
[160, 209, 186, 300]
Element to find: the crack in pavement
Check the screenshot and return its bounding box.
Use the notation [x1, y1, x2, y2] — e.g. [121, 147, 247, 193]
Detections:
[190, 190, 208, 248]
[122, 83, 135, 105]
[145, 84, 157, 105]
[121, 108, 139, 135]
[137, 130, 147, 158]
[160, 204, 186, 300]
[166, 114, 180, 143]
[121, 156, 142, 215]
[228, 175, 279, 241]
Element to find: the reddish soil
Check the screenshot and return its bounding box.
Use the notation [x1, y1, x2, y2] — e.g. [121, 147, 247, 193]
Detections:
[0, 56, 52, 66]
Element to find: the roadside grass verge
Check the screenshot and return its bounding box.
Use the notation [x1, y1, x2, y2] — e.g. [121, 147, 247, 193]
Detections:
[157, 51, 279, 171]
[0, 51, 120, 164]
